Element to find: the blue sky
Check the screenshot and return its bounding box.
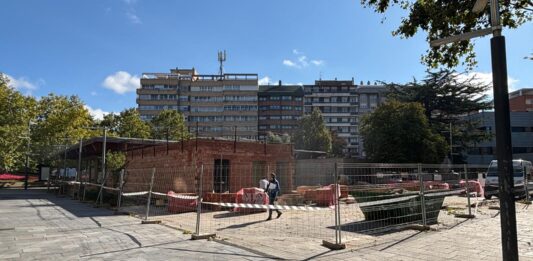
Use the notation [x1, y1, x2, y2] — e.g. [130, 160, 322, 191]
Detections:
[1, 0, 532, 119]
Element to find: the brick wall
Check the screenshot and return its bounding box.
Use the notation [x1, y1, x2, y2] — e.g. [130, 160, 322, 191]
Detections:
[123, 139, 294, 194]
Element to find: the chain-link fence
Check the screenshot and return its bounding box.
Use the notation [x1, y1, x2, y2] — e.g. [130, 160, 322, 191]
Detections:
[53, 161, 508, 249]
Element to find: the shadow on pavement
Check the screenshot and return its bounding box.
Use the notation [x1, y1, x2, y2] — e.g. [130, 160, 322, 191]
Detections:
[0, 188, 115, 218]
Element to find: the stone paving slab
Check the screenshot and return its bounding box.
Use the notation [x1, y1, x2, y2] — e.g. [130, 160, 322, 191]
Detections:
[2, 189, 533, 260]
[0, 189, 271, 261]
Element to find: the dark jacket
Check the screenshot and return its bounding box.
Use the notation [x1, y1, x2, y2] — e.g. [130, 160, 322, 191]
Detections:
[266, 178, 280, 198]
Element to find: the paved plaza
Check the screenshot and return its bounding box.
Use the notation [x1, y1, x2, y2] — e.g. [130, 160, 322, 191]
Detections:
[1, 189, 532, 260]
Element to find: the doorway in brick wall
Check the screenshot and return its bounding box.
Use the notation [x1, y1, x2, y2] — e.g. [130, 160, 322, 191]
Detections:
[214, 159, 229, 193]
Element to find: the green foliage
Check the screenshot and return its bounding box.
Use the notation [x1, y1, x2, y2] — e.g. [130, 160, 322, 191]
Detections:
[330, 131, 347, 158]
[293, 108, 332, 153]
[115, 108, 151, 138]
[361, 100, 448, 163]
[266, 131, 291, 144]
[31, 94, 96, 166]
[361, 0, 533, 69]
[0, 74, 37, 171]
[387, 69, 492, 162]
[150, 110, 189, 140]
[106, 150, 126, 173]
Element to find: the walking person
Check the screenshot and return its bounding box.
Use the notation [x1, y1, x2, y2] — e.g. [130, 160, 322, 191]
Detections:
[259, 176, 269, 191]
[265, 173, 282, 220]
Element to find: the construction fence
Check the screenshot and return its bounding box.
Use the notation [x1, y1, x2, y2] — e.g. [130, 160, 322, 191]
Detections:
[52, 161, 500, 248]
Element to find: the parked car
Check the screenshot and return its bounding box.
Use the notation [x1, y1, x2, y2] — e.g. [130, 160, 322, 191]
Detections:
[484, 159, 533, 199]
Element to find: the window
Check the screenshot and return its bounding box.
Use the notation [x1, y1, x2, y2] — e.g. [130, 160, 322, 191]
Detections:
[282, 106, 292, 110]
[270, 105, 281, 110]
[526, 99, 533, 105]
[259, 116, 267, 120]
[295, 97, 303, 101]
[259, 106, 269, 111]
[259, 97, 267, 101]
[270, 96, 280, 101]
[270, 116, 281, 120]
[223, 85, 240, 91]
[281, 96, 292, 101]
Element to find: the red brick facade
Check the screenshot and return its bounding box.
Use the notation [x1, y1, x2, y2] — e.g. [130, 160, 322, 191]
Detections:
[123, 139, 294, 195]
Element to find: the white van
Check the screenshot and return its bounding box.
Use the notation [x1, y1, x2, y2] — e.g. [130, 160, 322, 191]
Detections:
[484, 159, 533, 199]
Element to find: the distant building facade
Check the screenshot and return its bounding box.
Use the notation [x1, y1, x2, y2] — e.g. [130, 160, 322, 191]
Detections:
[509, 88, 533, 112]
[137, 68, 259, 140]
[304, 80, 359, 157]
[258, 83, 304, 140]
[355, 84, 388, 158]
[465, 111, 533, 165]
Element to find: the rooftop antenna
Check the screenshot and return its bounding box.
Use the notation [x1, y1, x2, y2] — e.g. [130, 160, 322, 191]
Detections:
[218, 50, 226, 75]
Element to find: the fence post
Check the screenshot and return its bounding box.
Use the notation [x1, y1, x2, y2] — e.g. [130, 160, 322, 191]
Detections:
[116, 169, 124, 213]
[418, 163, 427, 227]
[82, 170, 87, 201]
[322, 162, 346, 250]
[144, 168, 156, 221]
[525, 166, 530, 203]
[335, 162, 342, 245]
[464, 164, 472, 216]
[195, 164, 203, 236]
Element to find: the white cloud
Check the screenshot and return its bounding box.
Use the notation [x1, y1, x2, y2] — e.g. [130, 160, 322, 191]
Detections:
[90, 91, 98, 96]
[283, 60, 299, 68]
[258, 76, 271, 85]
[126, 12, 142, 24]
[4, 74, 44, 95]
[84, 105, 109, 121]
[282, 50, 324, 69]
[102, 71, 140, 94]
[454, 71, 522, 100]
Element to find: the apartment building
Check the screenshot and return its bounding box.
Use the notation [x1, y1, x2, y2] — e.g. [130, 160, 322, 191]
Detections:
[137, 68, 259, 140]
[465, 111, 533, 165]
[258, 83, 304, 140]
[509, 88, 533, 112]
[304, 80, 359, 157]
[356, 84, 388, 157]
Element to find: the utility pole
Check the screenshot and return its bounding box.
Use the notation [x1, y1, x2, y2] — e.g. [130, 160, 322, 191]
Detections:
[489, 2, 518, 260]
[430, 1, 518, 258]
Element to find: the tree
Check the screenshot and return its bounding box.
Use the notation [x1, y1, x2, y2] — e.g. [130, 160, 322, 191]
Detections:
[0, 74, 38, 171]
[150, 110, 189, 140]
[98, 113, 119, 137]
[293, 108, 332, 153]
[387, 69, 492, 162]
[361, 0, 532, 69]
[330, 131, 347, 158]
[266, 131, 291, 144]
[115, 108, 151, 138]
[31, 94, 96, 166]
[360, 100, 448, 163]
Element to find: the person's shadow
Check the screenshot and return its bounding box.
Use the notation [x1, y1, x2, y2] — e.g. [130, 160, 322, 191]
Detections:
[217, 220, 265, 231]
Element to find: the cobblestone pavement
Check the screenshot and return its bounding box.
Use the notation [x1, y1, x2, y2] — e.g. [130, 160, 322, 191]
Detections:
[0, 189, 270, 261]
[2, 189, 533, 260]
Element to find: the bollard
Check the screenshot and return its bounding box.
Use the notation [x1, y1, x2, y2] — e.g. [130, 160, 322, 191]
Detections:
[116, 169, 124, 213]
[145, 168, 156, 221]
[418, 164, 427, 227]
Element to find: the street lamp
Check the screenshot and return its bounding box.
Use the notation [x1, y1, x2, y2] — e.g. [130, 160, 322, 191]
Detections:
[430, 1, 517, 259]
